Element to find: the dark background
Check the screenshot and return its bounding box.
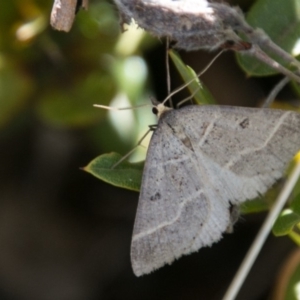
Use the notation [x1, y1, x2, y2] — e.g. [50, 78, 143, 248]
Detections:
[0, 0, 299, 299]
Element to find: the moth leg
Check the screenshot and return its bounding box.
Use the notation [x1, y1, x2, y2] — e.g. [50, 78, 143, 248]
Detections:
[226, 205, 240, 234]
[112, 127, 154, 168]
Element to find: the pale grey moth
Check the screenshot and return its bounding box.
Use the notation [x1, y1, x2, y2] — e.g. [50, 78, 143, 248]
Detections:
[131, 103, 300, 276]
[113, 0, 300, 83]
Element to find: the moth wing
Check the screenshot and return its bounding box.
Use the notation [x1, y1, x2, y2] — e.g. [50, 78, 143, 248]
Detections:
[131, 105, 300, 276]
[182, 106, 300, 204]
[131, 113, 230, 276]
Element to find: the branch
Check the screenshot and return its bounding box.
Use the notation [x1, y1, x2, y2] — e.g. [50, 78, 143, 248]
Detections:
[50, 0, 88, 32]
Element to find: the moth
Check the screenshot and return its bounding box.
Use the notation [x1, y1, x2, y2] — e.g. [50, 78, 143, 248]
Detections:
[131, 102, 300, 276]
[113, 0, 300, 83]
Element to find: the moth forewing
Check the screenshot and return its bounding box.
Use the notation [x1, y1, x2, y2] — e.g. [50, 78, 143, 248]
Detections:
[131, 105, 300, 276]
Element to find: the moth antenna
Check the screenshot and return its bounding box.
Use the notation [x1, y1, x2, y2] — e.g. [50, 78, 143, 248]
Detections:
[176, 86, 201, 108]
[162, 50, 224, 105]
[150, 97, 160, 106]
[93, 103, 151, 111]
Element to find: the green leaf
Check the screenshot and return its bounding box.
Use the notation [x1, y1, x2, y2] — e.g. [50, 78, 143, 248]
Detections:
[240, 198, 269, 214]
[237, 0, 300, 76]
[288, 231, 300, 246]
[0, 61, 33, 128]
[291, 193, 300, 215]
[169, 50, 215, 105]
[273, 209, 300, 236]
[83, 152, 144, 191]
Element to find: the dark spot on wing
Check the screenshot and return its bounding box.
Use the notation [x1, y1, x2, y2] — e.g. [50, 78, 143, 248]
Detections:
[239, 118, 249, 129]
[181, 136, 194, 152]
[167, 123, 176, 134]
[150, 192, 161, 201]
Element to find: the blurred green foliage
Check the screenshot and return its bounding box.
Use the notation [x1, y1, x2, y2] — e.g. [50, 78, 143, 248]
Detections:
[1, 1, 116, 129]
[0, 0, 157, 157]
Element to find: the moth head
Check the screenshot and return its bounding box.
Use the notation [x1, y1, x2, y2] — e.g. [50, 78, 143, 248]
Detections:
[151, 97, 172, 119]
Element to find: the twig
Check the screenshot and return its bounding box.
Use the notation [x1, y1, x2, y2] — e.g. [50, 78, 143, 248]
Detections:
[222, 156, 300, 300]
